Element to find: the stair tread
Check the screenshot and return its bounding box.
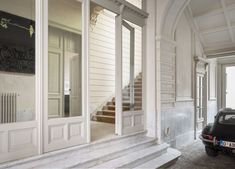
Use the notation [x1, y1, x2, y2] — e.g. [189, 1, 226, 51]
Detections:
[90, 143, 169, 169]
[39, 137, 155, 169]
[102, 110, 115, 113]
[94, 114, 115, 118]
[133, 148, 181, 169]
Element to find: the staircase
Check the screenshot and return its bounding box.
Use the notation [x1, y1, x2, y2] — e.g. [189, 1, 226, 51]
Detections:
[92, 73, 143, 124]
[0, 132, 181, 169]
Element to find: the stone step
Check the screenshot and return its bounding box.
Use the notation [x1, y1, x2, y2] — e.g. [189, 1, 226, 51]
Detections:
[1, 133, 154, 169]
[90, 143, 169, 169]
[92, 115, 115, 123]
[133, 148, 181, 169]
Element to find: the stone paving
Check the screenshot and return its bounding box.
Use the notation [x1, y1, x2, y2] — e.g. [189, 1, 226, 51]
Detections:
[167, 140, 235, 169]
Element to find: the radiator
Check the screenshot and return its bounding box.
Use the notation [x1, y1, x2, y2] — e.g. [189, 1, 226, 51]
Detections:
[0, 93, 18, 123]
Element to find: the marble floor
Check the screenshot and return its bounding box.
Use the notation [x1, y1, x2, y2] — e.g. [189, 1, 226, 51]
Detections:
[91, 121, 117, 142]
[168, 140, 235, 169]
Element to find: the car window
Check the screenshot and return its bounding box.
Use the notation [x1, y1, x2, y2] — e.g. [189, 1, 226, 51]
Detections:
[218, 114, 235, 125]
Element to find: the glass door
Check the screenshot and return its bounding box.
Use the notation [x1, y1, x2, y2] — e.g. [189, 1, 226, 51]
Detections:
[115, 17, 144, 135]
[44, 0, 89, 152]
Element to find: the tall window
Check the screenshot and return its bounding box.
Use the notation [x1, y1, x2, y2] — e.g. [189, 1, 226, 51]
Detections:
[226, 66, 235, 109]
[48, 0, 82, 118]
[0, 0, 35, 124]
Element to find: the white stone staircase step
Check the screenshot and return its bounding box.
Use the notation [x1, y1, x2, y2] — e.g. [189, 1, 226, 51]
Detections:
[89, 143, 169, 169]
[2, 133, 155, 169]
[133, 148, 181, 169]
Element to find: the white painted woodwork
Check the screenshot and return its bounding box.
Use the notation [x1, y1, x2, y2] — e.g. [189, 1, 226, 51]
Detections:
[194, 56, 209, 132]
[0, 122, 38, 163]
[121, 21, 144, 135]
[45, 24, 86, 152]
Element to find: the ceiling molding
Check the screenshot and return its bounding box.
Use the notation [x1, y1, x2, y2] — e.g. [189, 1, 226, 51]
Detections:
[220, 0, 235, 42]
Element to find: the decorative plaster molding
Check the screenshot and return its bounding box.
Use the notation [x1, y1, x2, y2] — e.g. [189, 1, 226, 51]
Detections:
[90, 5, 104, 29]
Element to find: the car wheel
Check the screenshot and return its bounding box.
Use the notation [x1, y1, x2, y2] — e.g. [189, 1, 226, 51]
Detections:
[205, 146, 218, 157]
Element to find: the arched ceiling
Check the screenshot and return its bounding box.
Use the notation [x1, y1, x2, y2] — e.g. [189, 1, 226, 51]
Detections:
[189, 0, 235, 56]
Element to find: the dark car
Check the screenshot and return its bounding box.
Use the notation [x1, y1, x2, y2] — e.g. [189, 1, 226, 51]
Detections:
[200, 108, 235, 156]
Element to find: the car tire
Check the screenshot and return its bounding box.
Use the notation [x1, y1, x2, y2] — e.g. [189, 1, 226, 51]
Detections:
[205, 146, 218, 157]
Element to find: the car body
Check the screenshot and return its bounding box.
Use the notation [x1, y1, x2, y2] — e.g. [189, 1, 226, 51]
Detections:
[200, 108, 235, 156]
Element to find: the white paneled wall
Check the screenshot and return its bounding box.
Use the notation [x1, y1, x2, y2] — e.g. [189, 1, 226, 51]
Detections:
[89, 9, 142, 114]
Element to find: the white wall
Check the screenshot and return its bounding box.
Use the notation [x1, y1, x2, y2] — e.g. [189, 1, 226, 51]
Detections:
[161, 12, 218, 147]
[175, 13, 192, 101]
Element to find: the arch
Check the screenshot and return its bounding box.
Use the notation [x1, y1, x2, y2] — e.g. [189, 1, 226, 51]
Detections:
[158, 0, 191, 40]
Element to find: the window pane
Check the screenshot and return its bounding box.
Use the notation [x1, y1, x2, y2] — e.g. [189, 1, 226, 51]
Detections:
[48, 0, 82, 118]
[0, 0, 35, 124]
[122, 21, 142, 112]
[219, 114, 235, 125]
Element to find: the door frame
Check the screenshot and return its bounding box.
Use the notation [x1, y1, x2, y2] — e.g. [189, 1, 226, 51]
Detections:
[40, 0, 90, 153]
[194, 56, 209, 139]
[115, 15, 136, 135]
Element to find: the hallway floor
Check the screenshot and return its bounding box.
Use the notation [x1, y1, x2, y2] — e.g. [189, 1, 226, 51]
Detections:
[168, 140, 235, 169]
[91, 121, 116, 142]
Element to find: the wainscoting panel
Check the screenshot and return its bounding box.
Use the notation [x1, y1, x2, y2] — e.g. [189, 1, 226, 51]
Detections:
[122, 111, 144, 135]
[0, 121, 38, 163]
[44, 117, 86, 153]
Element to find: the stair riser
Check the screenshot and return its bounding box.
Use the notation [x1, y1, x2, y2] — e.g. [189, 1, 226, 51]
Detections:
[72, 140, 156, 168]
[117, 148, 168, 169]
[93, 116, 115, 123]
[102, 111, 115, 116]
[122, 98, 142, 101]
[104, 106, 130, 111]
[123, 93, 142, 97]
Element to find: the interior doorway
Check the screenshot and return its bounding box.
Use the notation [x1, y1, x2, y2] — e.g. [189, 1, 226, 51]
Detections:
[194, 57, 208, 137]
[89, 3, 117, 142]
[225, 66, 235, 109]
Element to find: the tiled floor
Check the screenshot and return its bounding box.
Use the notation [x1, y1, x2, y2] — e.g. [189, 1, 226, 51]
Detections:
[168, 140, 235, 169]
[91, 121, 117, 142]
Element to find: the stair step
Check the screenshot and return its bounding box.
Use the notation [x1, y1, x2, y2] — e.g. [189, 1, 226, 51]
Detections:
[2, 133, 155, 169]
[104, 105, 130, 111]
[133, 148, 181, 169]
[123, 92, 142, 96]
[92, 115, 115, 123]
[102, 110, 115, 116]
[90, 143, 169, 169]
[113, 101, 142, 106]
